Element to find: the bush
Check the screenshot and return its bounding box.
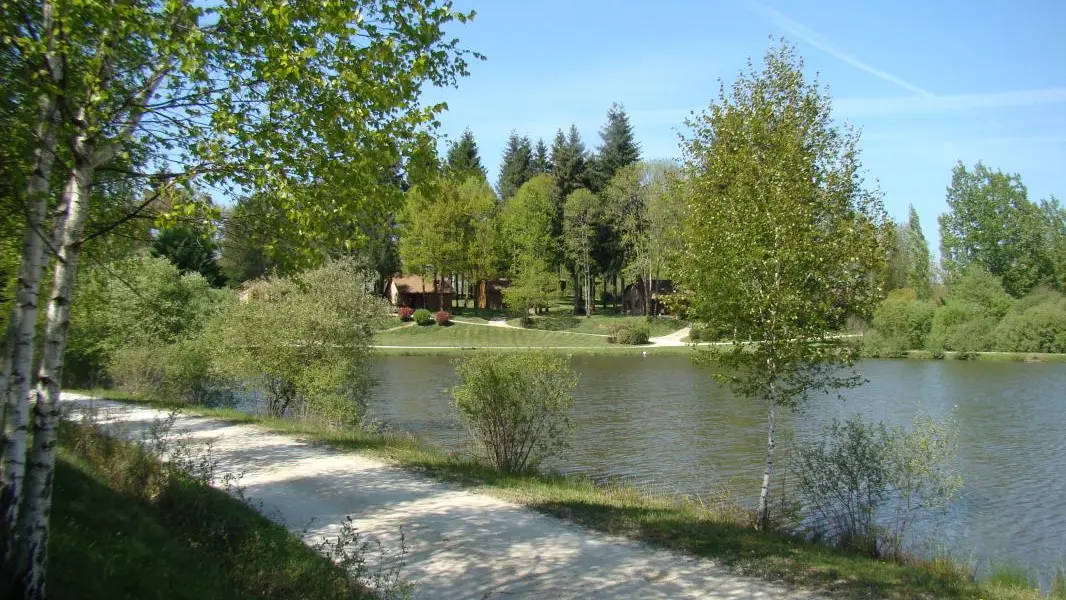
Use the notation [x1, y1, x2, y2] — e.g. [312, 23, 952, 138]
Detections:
[397, 307, 414, 321]
[108, 339, 232, 406]
[796, 414, 961, 558]
[607, 323, 650, 345]
[689, 322, 727, 342]
[993, 290, 1066, 353]
[451, 351, 576, 472]
[927, 267, 1013, 353]
[435, 310, 451, 326]
[864, 291, 935, 356]
[412, 308, 433, 326]
[65, 255, 229, 386]
[206, 258, 389, 425]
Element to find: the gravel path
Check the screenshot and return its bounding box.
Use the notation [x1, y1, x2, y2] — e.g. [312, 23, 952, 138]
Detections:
[61, 394, 819, 600]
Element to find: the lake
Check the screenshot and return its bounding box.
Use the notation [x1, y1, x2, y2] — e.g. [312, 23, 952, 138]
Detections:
[365, 355, 1066, 579]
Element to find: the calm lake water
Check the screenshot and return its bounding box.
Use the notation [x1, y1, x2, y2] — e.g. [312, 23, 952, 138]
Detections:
[365, 355, 1066, 577]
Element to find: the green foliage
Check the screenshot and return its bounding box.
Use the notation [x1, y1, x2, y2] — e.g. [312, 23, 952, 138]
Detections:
[497, 132, 535, 200]
[152, 224, 226, 287]
[65, 255, 229, 386]
[796, 414, 961, 558]
[413, 308, 433, 326]
[446, 129, 487, 181]
[863, 290, 936, 356]
[399, 175, 498, 285]
[688, 322, 727, 342]
[563, 188, 602, 316]
[606, 323, 650, 345]
[905, 206, 933, 298]
[939, 162, 1056, 297]
[992, 289, 1066, 353]
[678, 42, 885, 529]
[532, 139, 551, 175]
[451, 352, 576, 472]
[205, 259, 389, 425]
[928, 266, 1014, 352]
[550, 126, 590, 217]
[603, 161, 684, 314]
[588, 103, 641, 192]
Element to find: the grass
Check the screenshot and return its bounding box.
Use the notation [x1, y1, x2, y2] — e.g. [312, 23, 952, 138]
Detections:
[507, 313, 688, 338]
[374, 321, 611, 347]
[49, 418, 371, 600]
[68, 388, 1057, 600]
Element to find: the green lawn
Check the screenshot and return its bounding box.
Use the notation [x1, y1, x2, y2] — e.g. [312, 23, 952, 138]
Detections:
[375, 322, 612, 347]
[69, 389, 1060, 600]
[507, 314, 687, 337]
[49, 420, 370, 600]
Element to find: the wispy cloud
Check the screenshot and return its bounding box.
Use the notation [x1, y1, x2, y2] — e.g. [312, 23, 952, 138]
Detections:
[837, 88, 1066, 117]
[745, 1, 934, 97]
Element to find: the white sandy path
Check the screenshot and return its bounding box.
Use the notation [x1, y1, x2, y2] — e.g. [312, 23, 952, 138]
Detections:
[60, 394, 821, 600]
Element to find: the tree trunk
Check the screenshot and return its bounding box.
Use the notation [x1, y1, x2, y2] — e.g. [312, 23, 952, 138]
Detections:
[602, 277, 607, 310]
[15, 155, 95, 598]
[755, 393, 776, 531]
[1, 95, 58, 569]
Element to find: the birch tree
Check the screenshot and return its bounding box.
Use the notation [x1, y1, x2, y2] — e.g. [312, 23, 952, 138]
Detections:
[678, 42, 885, 530]
[0, 0, 477, 595]
[563, 189, 600, 317]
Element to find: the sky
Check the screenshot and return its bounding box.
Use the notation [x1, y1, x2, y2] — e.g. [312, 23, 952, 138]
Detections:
[425, 0, 1066, 253]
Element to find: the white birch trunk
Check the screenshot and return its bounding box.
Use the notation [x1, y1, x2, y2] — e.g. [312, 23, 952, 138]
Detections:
[755, 397, 776, 531]
[0, 97, 58, 566]
[14, 154, 94, 599]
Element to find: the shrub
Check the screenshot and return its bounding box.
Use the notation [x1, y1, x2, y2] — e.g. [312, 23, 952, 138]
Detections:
[412, 308, 433, 326]
[206, 258, 389, 425]
[65, 255, 229, 386]
[451, 351, 576, 472]
[993, 290, 1066, 353]
[435, 310, 451, 326]
[397, 307, 414, 321]
[108, 339, 232, 406]
[796, 414, 961, 558]
[607, 323, 650, 345]
[689, 322, 727, 342]
[927, 267, 1014, 353]
[864, 292, 935, 356]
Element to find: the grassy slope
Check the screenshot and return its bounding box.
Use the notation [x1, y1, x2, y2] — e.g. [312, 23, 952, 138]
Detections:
[49, 421, 369, 600]
[506, 314, 687, 337]
[375, 322, 610, 347]
[69, 389, 1057, 600]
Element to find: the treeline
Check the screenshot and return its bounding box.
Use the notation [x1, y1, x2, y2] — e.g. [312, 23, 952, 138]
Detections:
[864, 162, 1066, 355]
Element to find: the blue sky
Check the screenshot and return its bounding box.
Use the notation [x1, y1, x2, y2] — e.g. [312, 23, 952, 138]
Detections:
[427, 0, 1066, 252]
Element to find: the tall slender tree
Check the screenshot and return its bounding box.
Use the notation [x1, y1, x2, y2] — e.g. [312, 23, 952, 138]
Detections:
[0, 0, 476, 594]
[678, 42, 885, 530]
[496, 132, 534, 200]
[905, 205, 932, 298]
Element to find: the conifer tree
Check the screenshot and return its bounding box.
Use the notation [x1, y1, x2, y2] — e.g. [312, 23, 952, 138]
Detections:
[446, 129, 488, 181]
[497, 132, 534, 200]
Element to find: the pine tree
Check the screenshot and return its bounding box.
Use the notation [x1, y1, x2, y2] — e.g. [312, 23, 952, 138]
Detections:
[533, 138, 550, 174]
[589, 103, 640, 192]
[550, 125, 588, 201]
[497, 132, 534, 200]
[446, 129, 488, 181]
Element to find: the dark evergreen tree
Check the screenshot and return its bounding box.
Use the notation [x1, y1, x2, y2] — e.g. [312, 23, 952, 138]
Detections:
[533, 138, 551, 174]
[151, 224, 227, 287]
[446, 129, 487, 181]
[497, 132, 535, 200]
[589, 103, 641, 192]
[550, 125, 589, 201]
